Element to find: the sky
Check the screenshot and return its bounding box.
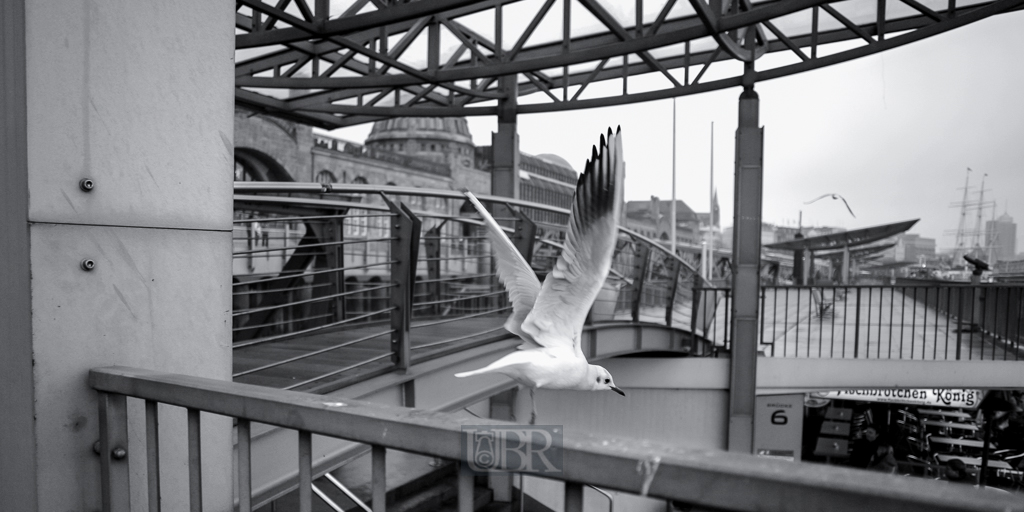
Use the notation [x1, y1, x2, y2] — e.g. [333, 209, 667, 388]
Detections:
[328, 9, 1024, 253]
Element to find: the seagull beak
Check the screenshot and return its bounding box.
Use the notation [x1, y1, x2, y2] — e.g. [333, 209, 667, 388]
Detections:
[610, 386, 625, 396]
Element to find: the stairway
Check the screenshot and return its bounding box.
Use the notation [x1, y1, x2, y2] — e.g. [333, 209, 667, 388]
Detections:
[258, 450, 528, 512]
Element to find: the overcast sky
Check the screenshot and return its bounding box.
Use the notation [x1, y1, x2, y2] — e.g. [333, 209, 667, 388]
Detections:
[330, 9, 1024, 253]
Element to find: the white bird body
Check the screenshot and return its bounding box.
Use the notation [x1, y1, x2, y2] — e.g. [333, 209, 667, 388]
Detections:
[454, 128, 626, 406]
[455, 346, 588, 390]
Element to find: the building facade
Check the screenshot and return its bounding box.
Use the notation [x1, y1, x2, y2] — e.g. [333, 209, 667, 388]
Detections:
[986, 212, 1017, 262]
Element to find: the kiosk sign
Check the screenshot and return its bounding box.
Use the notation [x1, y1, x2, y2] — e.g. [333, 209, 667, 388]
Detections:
[812, 389, 983, 409]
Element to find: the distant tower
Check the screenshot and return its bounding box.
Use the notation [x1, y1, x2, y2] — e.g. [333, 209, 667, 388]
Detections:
[986, 212, 1017, 262]
[951, 169, 971, 262]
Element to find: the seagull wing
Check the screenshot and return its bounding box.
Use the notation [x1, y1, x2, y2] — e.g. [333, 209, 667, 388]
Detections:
[838, 195, 856, 218]
[804, 193, 832, 205]
[462, 192, 543, 345]
[520, 128, 625, 358]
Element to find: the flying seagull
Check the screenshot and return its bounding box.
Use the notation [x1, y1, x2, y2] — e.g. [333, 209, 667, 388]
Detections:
[455, 128, 626, 424]
[805, 193, 856, 218]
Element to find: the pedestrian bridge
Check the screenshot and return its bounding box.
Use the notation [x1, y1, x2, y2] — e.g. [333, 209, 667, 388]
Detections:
[231, 182, 1023, 392]
[211, 183, 1024, 510]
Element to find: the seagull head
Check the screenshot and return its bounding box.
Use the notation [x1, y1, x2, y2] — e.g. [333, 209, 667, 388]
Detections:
[587, 365, 625, 396]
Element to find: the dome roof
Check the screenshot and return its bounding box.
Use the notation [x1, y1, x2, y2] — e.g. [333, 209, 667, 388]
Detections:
[367, 117, 473, 145]
[535, 153, 575, 171]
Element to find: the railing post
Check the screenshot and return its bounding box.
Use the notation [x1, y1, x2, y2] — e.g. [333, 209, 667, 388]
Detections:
[853, 287, 862, 358]
[458, 461, 474, 512]
[691, 271, 704, 353]
[564, 482, 584, 512]
[99, 392, 130, 512]
[326, 218, 345, 323]
[424, 224, 443, 316]
[383, 196, 421, 370]
[372, 445, 387, 512]
[631, 243, 652, 323]
[506, 204, 536, 267]
[664, 257, 681, 327]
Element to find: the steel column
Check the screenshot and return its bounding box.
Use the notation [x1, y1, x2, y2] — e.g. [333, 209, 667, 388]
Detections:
[491, 75, 520, 199]
[727, 85, 764, 454]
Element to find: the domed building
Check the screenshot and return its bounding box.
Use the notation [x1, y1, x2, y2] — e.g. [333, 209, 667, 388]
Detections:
[365, 117, 476, 171]
[234, 108, 578, 224]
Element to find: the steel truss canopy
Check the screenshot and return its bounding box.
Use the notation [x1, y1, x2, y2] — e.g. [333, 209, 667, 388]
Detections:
[235, 0, 1024, 128]
[765, 219, 918, 251]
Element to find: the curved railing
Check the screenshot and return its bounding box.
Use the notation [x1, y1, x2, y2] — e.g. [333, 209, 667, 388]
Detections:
[232, 182, 715, 392]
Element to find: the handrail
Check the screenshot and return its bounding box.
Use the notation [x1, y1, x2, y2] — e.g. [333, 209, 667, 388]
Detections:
[234, 181, 708, 282]
[231, 182, 715, 387]
[90, 366, 1024, 512]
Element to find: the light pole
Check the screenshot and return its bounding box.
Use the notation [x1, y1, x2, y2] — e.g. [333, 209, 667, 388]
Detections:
[804, 193, 856, 283]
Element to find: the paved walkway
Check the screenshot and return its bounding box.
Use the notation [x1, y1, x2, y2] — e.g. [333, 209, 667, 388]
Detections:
[753, 288, 1021, 360]
[233, 314, 506, 391]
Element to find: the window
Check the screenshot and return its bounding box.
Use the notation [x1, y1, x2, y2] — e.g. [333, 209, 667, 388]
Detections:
[315, 170, 336, 185]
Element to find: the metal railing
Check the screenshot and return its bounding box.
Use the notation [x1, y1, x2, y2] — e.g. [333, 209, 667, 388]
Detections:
[90, 366, 1023, 512]
[232, 183, 1024, 371]
[708, 283, 1024, 360]
[231, 182, 714, 390]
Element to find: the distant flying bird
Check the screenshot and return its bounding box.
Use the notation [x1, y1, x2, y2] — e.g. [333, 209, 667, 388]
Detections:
[455, 128, 626, 425]
[805, 193, 856, 218]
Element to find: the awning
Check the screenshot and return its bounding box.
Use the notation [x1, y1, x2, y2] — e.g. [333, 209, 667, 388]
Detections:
[765, 220, 918, 252]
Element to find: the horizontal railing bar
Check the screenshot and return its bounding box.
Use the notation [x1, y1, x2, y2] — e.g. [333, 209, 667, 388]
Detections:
[411, 307, 511, 329]
[413, 290, 504, 307]
[330, 260, 398, 272]
[89, 366, 1022, 512]
[233, 247, 326, 257]
[419, 254, 488, 262]
[235, 193, 390, 213]
[233, 213, 349, 224]
[230, 312, 335, 333]
[232, 235, 314, 242]
[233, 237, 397, 256]
[423, 235, 489, 240]
[233, 329, 394, 378]
[232, 282, 331, 296]
[232, 283, 396, 317]
[236, 184, 705, 287]
[412, 326, 507, 350]
[282, 353, 393, 390]
[416, 273, 494, 284]
[232, 308, 396, 349]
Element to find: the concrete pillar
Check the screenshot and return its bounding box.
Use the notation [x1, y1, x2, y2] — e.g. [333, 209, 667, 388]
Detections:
[1, 1, 235, 511]
[491, 75, 520, 199]
[727, 86, 764, 454]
